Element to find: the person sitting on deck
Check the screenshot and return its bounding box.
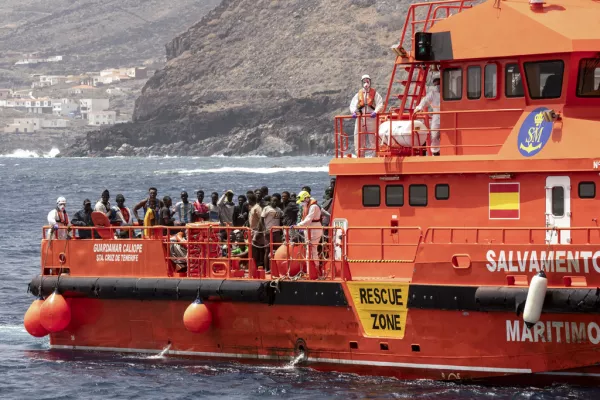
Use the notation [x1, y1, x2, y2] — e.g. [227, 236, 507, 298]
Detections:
[174, 191, 194, 226]
[350, 74, 384, 158]
[414, 77, 441, 156]
[94, 189, 114, 219]
[71, 199, 95, 239]
[47, 196, 71, 240]
[230, 229, 249, 270]
[133, 187, 164, 224]
[192, 190, 209, 222]
[169, 231, 188, 272]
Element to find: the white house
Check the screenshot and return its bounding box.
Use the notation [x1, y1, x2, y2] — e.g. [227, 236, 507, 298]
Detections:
[88, 111, 116, 126]
[53, 99, 79, 116]
[80, 98, 109, 120]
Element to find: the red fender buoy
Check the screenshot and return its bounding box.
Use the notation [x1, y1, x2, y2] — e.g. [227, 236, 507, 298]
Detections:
[40, 290, 71, 333]
[24, 297, 49, 337]
[183, 299, 212, 333]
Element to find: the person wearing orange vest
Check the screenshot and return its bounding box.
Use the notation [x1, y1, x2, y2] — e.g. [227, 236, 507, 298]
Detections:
[415, 76, 441, 156]
[294, 190, 323, 266]
[350, 74, 383, 158]
[47, 196, 70, 239]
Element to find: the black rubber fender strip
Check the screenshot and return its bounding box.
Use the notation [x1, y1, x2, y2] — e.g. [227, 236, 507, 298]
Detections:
[27, 275, 348, 306]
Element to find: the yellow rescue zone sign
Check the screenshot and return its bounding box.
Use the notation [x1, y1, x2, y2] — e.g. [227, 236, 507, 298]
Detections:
[346, 282, 409, 339]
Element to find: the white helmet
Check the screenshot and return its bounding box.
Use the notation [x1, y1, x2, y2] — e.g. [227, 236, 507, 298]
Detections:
[56, 196, 66, 205]
[361, 74, 371, 82]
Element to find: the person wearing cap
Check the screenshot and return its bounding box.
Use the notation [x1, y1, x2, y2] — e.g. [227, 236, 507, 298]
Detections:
[71, 199, 94, 239]
[349, 74, 384, 158]
[295, 190, 323, 266]
[174, 191, 194, 226]
[47, 196, 70, 239]
[414, 76, 441, 156]
[217, 189, 236, 226]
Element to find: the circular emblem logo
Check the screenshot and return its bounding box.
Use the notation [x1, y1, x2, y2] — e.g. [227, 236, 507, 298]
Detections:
[517, 107, 554, 157]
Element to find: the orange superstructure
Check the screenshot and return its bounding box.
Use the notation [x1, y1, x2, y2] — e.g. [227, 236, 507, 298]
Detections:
[26, 0, 600, 385]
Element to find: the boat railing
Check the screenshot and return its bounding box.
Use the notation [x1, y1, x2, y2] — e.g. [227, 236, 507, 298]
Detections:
[397, 1, 473, 55]
[334, 107, 523, 158]
[345, 226, 423, 264]
[424, 227, 600, 245]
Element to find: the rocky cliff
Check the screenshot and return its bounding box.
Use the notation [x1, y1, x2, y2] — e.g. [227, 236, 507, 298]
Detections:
[63, 0, 412, 157]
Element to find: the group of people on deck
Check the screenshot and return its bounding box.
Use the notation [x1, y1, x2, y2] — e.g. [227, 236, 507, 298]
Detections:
[46, 179, 336, 272]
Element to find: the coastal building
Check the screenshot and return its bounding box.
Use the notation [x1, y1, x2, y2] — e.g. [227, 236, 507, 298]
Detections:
[53, 99, 79, 117]
[0, 89, 11, 99]
[88, 110, 116, 126]
[80, 98, 109, 120]
[69, 85, 97, 95]
[4, 117, 69, 133]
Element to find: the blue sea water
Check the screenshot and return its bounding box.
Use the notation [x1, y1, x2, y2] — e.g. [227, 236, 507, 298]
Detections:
[0, 154, 597, 399]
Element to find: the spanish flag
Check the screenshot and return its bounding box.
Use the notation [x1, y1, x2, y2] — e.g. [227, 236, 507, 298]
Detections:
[489, 183, 519, 219]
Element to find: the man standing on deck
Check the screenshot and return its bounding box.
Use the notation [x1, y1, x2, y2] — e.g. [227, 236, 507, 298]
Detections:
[174, 191, 193, 226]
[71, 199, 94, 239]
[350, 74, 383, 158]
[414, 76, 441, 156]
[295, 190, 323, 268]
[218, 190, 236, 226]
[47, 196, 70, 239]
[133, 187, 164, 224]
[192, 190, 209, 222]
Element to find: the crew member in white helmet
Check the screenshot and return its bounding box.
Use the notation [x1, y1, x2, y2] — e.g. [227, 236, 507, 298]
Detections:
[294, 190, 323, 269]
[47, 196, 70, 239]
[414, 76, 441, 156]
[349, 74, 383, 158]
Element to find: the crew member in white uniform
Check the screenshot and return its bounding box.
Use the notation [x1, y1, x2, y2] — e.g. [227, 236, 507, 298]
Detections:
[47, 196, 70, 239]
[349, 74, 383, 158]
[415, 77, 441, 156]
[295, 190, 323, 267]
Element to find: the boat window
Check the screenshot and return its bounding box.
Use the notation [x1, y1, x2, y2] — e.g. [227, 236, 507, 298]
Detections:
[524, 60, 564, 99]
[484, 64, 497, 98]
[579, 182, 596, 199]
[467, 66, 481, 99]
[385, 185, 404, 206]
[435, 184, 450, 200]
[362, 185, 380, 207]
[551, 186, 564, 217]
[409, 184, 428, 206]
[577, 58, 600, 97]
[505, 64, 524, 98]
[443, 68, 462, 100]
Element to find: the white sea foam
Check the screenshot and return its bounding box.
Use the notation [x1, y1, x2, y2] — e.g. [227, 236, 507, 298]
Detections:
[0, 147, 60, 158]
[209, 154, 268, 159]
[156, 165, 329, 175]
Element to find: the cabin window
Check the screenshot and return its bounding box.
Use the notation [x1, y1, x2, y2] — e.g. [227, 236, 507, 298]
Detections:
[505, 64, 524, 98]
[409, 184, 428, 206]
[435, 184, 450, 200]
[551, 186, 565, 217]
[524, 60, 564, 99]
[386, 185, 404, 206]
[443, 68, 462, 100]
[467, 66, 481, 99]
[577, 58, 600, 97]
[362, 185, 380, 207]
[579, 182, 596, 199]
[484, 64, 497, 98]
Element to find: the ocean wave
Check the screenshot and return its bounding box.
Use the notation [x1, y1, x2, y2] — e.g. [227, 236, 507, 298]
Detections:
[156, 165, 329, 175]
[209, 154, 267, 159]
[0, 148, 60, 158]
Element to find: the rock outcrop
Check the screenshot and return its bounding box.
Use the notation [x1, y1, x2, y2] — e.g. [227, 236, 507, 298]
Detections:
[63, 0, 412, 157]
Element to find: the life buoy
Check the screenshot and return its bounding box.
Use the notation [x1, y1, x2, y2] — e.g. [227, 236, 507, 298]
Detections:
[91, 211, 112, 239]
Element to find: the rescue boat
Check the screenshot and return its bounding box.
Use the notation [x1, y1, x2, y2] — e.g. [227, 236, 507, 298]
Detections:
[26, 0, 600, 385]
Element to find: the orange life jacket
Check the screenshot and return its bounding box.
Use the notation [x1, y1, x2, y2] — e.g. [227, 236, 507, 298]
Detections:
[357, 88, 376, 110]
[301, 199, 321, 222]
[56, 209, 69, 225]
